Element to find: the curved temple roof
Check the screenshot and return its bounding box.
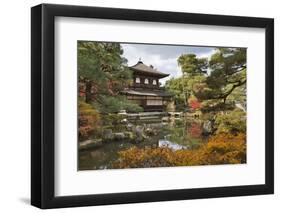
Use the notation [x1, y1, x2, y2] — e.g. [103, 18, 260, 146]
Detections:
[129, 61, 169, 78]
[122, 89, 172, 97]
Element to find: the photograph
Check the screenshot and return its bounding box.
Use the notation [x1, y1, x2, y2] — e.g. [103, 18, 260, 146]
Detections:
[78, 41, 247, 170]
[29, 2, 274, 209]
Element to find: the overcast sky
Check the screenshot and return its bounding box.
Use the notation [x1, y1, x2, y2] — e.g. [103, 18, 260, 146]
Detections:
[121, 43, 216, 84]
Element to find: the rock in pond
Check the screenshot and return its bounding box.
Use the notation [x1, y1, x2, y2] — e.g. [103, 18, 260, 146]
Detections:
[134, 125, 145, 142]
[102, 129, 113, 141]
[144, 127, 157, 136]
[162, 117, 169, 122]
[113, 132, 126, 140]
[79, 139, 103, 150]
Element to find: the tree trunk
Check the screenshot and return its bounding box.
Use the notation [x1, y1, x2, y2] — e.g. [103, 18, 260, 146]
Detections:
[85, 81, 92, 103]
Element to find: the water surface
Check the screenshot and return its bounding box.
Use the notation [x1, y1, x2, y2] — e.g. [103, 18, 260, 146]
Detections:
[79, 119, 207, 170]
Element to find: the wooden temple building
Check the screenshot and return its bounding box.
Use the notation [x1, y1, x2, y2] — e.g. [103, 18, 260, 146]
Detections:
[122, 60, 172, 112]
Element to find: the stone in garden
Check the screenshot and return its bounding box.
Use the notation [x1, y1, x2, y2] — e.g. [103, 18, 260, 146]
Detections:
[162, 117, 169, 122]
[135, 125, 145, 142]
[145, 127, 156, 136]
[202, 120, 212, 135]
[126, 123, 133, 130]
[121, 118, 128, 124]
[124, 131, 135, 140]
[102, 129, 113, 141]
[113, 132, 126, 140]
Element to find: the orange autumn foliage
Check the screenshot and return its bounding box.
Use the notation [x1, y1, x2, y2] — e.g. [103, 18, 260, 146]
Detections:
[113, 133, 246, 168]
[79, 101, 100, 140]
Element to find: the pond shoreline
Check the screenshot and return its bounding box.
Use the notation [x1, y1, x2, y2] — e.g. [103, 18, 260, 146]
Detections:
[79, 117, 210, 170]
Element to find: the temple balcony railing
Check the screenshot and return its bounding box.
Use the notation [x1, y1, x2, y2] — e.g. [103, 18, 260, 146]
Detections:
[128, 85, 166, 91]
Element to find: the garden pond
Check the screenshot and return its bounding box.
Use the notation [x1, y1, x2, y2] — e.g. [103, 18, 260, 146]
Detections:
[79, 118, 210, 170]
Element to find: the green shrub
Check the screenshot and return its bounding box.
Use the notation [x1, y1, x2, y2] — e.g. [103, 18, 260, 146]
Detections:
[95, 95, 143, 113]
[214, 109, 246, 134]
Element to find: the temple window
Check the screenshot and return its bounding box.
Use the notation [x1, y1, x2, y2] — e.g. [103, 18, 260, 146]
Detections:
[135, 77, 140, 83]
[152, 79, 157, 85]
[144, 78, 149, 84]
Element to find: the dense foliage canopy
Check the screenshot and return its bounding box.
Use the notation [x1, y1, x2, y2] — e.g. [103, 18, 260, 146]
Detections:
[78, 41, 143, 113]
[78, 41, 144, 141]
[166, 48, 246, 111]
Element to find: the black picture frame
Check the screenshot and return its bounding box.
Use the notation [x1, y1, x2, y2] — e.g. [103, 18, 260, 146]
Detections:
[31, 3, 274, 209]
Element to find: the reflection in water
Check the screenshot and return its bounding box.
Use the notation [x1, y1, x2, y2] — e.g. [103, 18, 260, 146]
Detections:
[159, 139, 187, 150]
[79, 119, 207, 170]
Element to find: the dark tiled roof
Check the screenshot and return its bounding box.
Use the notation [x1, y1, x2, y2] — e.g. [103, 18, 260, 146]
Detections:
[130, 61, 169, 78]
[122, 89, 172, 97]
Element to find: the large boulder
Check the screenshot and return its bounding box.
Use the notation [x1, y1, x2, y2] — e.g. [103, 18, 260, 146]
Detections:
[144, 127, 157, 136]
[79, 139, 102, 150]
[134, 125, 146, 142]
[113, 132, 126, 140]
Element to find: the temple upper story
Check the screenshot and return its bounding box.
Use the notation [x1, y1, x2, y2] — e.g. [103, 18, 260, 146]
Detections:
[129, 60, 169, 90]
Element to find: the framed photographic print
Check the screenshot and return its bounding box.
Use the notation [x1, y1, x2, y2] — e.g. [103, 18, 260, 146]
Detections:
[31, 3, 274, 209]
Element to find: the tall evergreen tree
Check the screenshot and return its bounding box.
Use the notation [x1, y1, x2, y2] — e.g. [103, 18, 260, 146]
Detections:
[78, 41, 132, 103]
